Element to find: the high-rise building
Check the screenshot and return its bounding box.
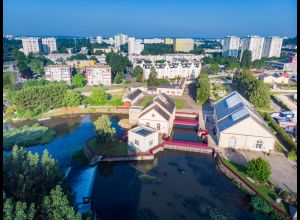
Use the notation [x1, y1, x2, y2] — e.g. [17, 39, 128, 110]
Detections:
[222, 36, 240, 58]
[42, 37, 57, 54]
[240, 36, 264, 61]
[44, 65, 72, 84]
[143, 38, 164, 44]
[21, 37, 42, 55]
[173, 38, 194, 52]
[85, 64, 112, 86]
[96, 36, 103, 44]
[128, 37, 144, 55]
[262, 36, 283, 58]
[164, 38, 174, 45]
[114, 33, 128, 47]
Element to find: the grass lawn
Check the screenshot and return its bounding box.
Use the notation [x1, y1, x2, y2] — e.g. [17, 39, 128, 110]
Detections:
[87, 137, 128, 156]
[140, 96, 185, 109]
[220, 157, 288, 214]
[256, 105, 275, 111]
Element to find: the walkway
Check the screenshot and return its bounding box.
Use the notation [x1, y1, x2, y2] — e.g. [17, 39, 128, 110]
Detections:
[275, 94, 297, 111]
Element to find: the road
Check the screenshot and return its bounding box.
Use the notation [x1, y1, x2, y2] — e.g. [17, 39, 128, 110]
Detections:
[12, 61, 24, 85]
[275, 94, 297, 111]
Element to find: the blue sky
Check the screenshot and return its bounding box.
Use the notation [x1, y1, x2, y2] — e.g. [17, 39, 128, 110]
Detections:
[4, 0, 297, 38]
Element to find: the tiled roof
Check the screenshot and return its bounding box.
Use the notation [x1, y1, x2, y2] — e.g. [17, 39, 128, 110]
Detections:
[125, 89, 143, 101]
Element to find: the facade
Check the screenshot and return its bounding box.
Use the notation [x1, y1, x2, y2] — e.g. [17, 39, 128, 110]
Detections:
[96, 36, 103, 44]
[114, 33, 128, 47]
[265, 55, 297, 73]
[139, 61, 201, 79]
[129, 54, 203, 63]
[240, 36, 264, 61]
[271, 111, 297, 133]
[258, 73, 290, 84]
[122, 89, 144, 105]
[128, 37, 144, 55]
[65, 60, 96, 68]
[45, 53, 72, 62]
[80, 47, 88, 54]
[213, 91, 275, 152]
[93, 47, 119, 54]
[44, 65, 72, 84]
[138, 93, 176, 135]
[164, 38, 174, 45]
[41, 38, 57, 54]
[143, 38, 164, 44]
[222, 36, 240, 58]
[85, 64, 112, 86]
[21, 37, 42, 55]
[128, 125, 159, 152]
[173, 38, 194, 52]
[262, 37, 283, 58]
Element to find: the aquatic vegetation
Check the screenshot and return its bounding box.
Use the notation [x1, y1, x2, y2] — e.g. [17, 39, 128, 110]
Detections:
[138, 173, 162, 183]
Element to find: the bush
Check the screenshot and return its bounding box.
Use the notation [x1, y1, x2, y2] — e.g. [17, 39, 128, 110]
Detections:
[288, 151, 297, 161]
[247, 157, 271, 183]
[250, 196, 273, 214]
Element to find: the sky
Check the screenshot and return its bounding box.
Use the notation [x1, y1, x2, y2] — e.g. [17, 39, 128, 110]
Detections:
[3, 0, 297, 38]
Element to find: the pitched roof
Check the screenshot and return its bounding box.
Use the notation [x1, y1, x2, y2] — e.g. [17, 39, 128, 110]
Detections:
[139, 105, 170, 121]
[124, 89, 143, 101]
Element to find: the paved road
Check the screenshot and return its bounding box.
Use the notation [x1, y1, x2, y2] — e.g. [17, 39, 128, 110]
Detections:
[219, 148, 297, 194]
[275, 94, 297, 111]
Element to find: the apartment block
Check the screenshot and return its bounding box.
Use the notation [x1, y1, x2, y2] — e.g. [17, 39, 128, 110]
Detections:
[143, 38, 164, 44]
[222, 36, 240, 58]
[164, 38, 174, 45]
[114, 33, 128, 47]
[21, 37, 42, 55]
[240, 36, 264, 61]
[262, 36, 283, 58]
[128, 37, 144, 55]
[44, 65, 72, 84]
[85, 64, 112, 86]
[96, 36, 103, 44]
[173, 38, 194, 52]
[42, 37, 57, 54]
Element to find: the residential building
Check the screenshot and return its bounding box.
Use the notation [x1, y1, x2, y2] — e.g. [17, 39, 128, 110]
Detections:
[45, 53, 72, 63]
[85, 64, 112, 86]
[65, 60, 96, 68]
[138, 93, 176, 135]
[140, 61, 201, 79]
[164, 38, 174, 45]
[114, 33, 128, 47]
[93, 47, 119, 54]
[44, 65, 72, 84]
[265, 55, 297, 73]
[262, 36, 283, 58]
[258, 73, 290, 84]
[122, 89, 144, 106]
[222, 36, 240, 58]
[129, 54, 203, 62]
[240, 36, 264, 61]
[21, 37, 42, 55]
[96, 36, 103, 44]
[128, 125, 159, 152]
[128, 37, 144, 55]
[41, 38, 57, 54]
[213, 91, 275, 152]
[173, 38, 194, 52]
[80, 47, 88, 54]
[66, 48, 73, 54]
[143, 38, 164, 44]
[271, 111, 297, 133]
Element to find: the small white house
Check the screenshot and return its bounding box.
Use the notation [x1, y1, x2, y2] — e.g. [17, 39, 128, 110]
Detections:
[122, 89, 144, 105]
[213, 91, 275, 152]
[128, 125, 159, 152]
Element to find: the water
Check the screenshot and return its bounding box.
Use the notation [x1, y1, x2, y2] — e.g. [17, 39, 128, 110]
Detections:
[172, 124, 199, 142]
[91, 152, 256, 220]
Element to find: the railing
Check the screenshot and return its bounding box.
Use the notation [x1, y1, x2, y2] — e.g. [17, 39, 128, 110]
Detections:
[217, 153, 291, 220]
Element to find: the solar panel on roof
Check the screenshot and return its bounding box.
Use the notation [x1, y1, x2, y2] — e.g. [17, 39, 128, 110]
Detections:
[226, 93, 242, 108]
[231, 108, 248, 121]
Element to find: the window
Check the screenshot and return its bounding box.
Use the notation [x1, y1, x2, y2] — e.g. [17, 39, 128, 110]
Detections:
[134, 140, 139, 146]
[152, 114, 155, 117]
[256, 140, 263, 149]
[149, 140, 153, 146]
[157, 123, 161, 130]
[146, 122, 150, 127]
[228, 136, 236, 147]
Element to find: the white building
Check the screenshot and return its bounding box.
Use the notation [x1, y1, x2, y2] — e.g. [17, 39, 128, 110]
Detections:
[21, 37, 42, 55]
[128, 125, 159, 153]
[262, 36, 283, 58]
[143, 38, 164, 44]
[66, 48, 73, 54]
[41, 38, 57, 54]
[222, 36, 240, 58]
[240, 36, 265, 61]
[44, 65, 72, 84]
[129, 54, 203, 63]
[80, 47, 88, 54]
[138, 93, 176, 135]
[128, 37, 144, 55]
[213, 91, 275, 152]
[258, 73, 290, 84]
[139, 61, 201, 79]
[96, 36, 103, 44]
[85, 64, 112, 86]
[122, 89, 144, 105]
[114, 33, 128, 47]
[45, 53, 72, 63]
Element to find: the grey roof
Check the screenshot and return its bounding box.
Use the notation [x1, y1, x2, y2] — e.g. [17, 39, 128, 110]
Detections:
[126, 89, 143, 101]
[139, 105, 170, 121]
[141, 93, 175, 115]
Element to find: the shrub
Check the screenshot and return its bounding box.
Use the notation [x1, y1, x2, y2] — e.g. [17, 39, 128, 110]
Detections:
[250, 196, 273, 214]
[247, 157, 271, 183]
[288, 151, 297, 161]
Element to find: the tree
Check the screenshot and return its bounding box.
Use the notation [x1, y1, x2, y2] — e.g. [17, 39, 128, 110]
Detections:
[3, 196, 36, 220]
[28, 58, 45, 74]
[196, 69, 210, 104]
[86, 88, 108, 105]
[206, 64, 221, 74]
[41, 185, 81, 220]
[72, 72, 85, 88]
[250, 196, 273, 214]
[62, 90, 81, 107]
[93, 115, 116, 143]
[240, 49, 252, 69]
[147, 67, 159, 86]
[89, 55, 98, 62]
[114, 72, 124, 84]
[106, 52, 131, 73]
[224, 60, 240, 71]
[247, 157, 271, 182]
[133, 66, 144, 82]
[23, 79, 49, 88]
[251, 59, 266, 69]
[141, 44, 173, 55]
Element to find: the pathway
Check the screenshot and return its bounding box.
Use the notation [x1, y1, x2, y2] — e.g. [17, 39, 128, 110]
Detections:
[275, 94, 297, 110]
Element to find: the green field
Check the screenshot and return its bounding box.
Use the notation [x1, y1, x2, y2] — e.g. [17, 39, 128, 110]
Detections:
[140, 96, 185, 109]
[87, 137, 128, 155]
[221, 157, 288, 214]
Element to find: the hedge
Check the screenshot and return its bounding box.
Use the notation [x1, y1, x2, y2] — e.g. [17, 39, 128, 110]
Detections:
[271, 95, 290, 111]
